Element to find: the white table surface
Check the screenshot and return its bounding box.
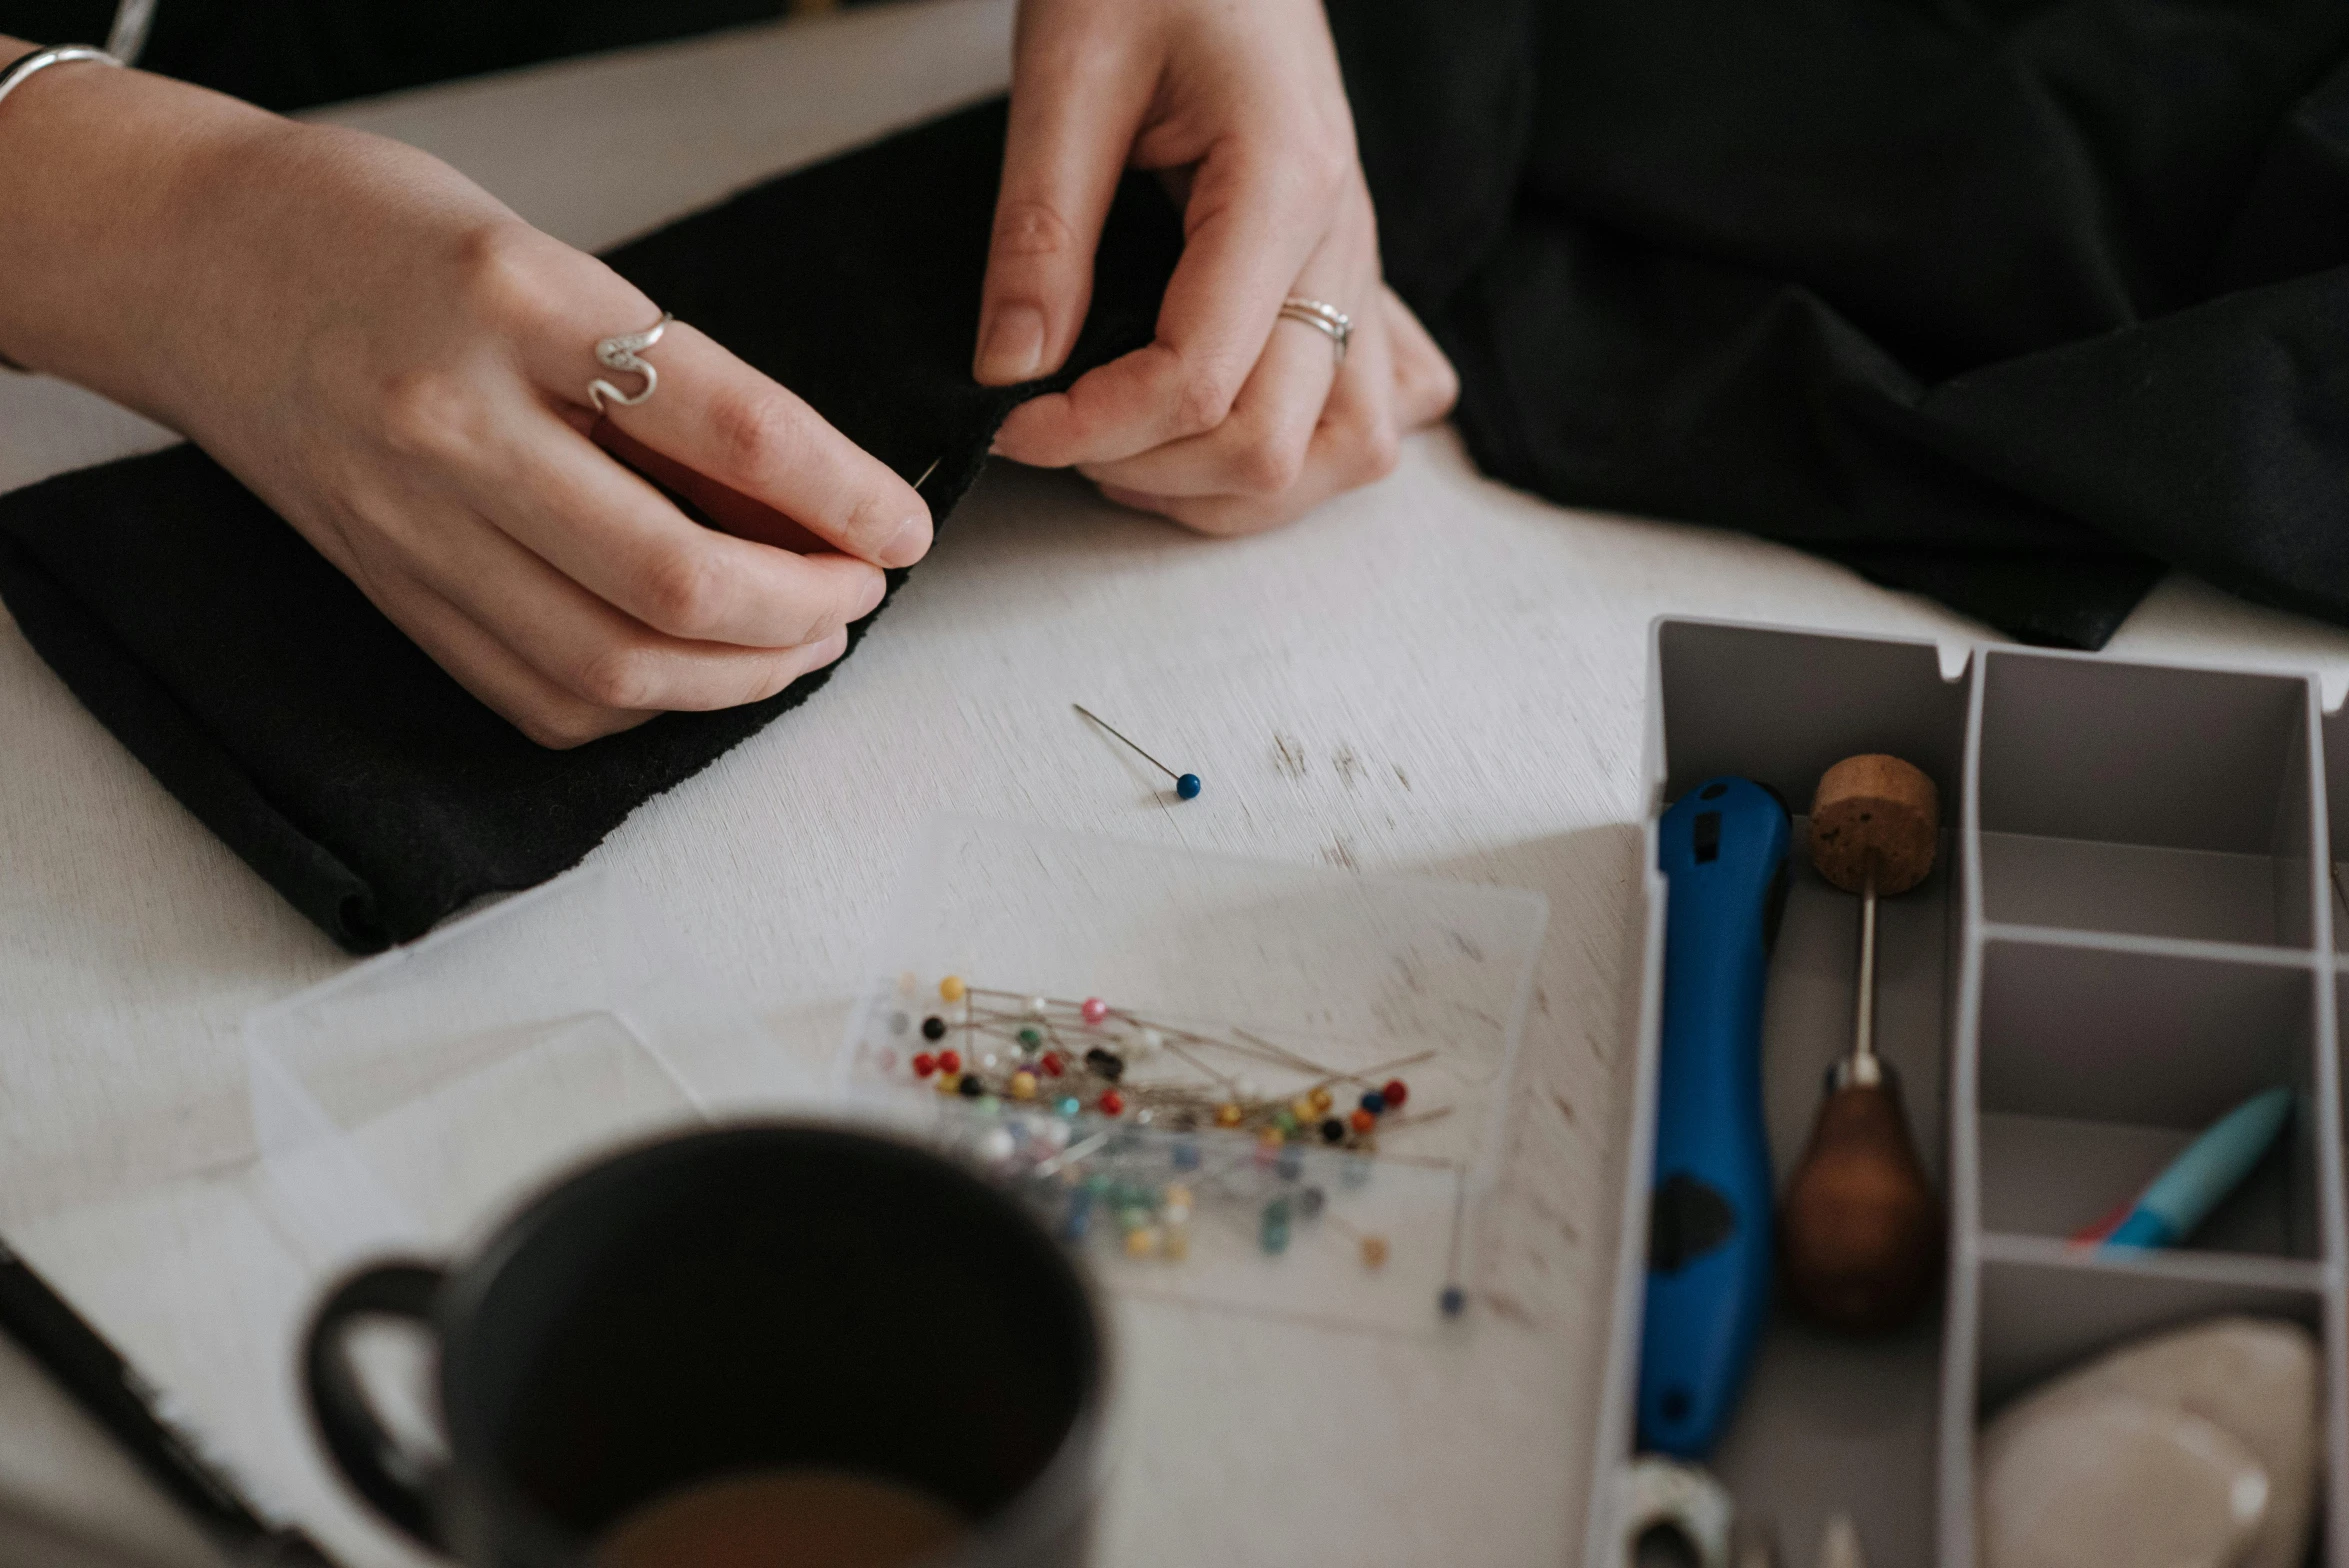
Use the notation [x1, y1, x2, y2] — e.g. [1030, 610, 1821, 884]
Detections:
[7, 5, 2349, 1564]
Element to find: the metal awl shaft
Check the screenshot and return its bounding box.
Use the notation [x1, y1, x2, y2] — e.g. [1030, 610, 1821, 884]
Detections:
[1853, 865, 1877, 1068]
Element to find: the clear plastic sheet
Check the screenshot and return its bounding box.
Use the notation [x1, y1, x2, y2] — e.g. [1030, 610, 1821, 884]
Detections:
[838, 817, 1548, 1332]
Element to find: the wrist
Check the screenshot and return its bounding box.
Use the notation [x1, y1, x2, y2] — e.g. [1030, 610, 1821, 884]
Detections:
[0, 52, 283, 414]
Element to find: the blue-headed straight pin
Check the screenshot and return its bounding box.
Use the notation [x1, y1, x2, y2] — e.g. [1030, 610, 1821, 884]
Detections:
[1074, 704, 1201, 800]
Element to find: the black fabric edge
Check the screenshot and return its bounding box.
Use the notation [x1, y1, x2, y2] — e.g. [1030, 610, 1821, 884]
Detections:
[0, 532, 390, 952]
[0, 418, 1013, 954]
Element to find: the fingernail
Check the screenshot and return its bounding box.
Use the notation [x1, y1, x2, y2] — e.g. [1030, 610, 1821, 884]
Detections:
[976, 305, 1046, 384]
[856, 571, 888, 618]
[884, 514, 931, 566]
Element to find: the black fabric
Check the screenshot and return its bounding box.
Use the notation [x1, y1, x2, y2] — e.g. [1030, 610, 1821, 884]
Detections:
[10, 1, 2349, 949]
[6, 1, 819, 112]
[1325, 0, 2349, 646]
[0, 101, 1180, 950]
[3, 2, 107, 47]
[130, 0, 801, 113]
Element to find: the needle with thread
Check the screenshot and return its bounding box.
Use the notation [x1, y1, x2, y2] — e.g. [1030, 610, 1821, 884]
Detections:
[1074, 704, 1201, 801]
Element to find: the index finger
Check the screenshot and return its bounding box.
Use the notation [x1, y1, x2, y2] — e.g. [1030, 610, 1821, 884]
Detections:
[991, 140, 1343, 469]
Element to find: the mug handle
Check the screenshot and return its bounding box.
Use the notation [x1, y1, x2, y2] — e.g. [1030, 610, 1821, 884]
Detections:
[302, 1261, 449, 1550]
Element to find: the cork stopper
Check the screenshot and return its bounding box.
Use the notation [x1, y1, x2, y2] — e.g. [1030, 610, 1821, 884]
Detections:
[1807, 755, 1938, 897]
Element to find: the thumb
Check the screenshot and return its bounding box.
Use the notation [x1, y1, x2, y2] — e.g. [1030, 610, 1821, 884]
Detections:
[975, 46, 1145, 387]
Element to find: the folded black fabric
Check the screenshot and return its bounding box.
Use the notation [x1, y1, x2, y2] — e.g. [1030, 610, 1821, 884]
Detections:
[11, 1, 2349, 953]
[0, 101, 1180, 951]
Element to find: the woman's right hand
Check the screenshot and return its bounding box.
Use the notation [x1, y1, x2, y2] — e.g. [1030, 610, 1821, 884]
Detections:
[0, 52, 930, 747]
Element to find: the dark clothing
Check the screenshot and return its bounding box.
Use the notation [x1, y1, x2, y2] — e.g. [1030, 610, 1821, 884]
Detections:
[6, 1, 2349, 949]
[1339, 0, 2349, 647]
[11, 0, 800, 109]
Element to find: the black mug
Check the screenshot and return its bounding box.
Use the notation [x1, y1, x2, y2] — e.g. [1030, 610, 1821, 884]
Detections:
[304, 1123, 1106, 1567]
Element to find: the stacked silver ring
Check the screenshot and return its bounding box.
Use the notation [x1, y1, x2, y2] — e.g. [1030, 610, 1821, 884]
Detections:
[1279, 296, 1353, 365]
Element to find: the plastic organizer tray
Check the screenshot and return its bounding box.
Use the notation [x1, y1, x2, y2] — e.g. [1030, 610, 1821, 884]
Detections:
[1587, 619, 2349, 1568]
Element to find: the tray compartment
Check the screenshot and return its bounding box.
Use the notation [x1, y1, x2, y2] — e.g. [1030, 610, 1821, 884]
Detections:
[1974, 651, 2317, 948]
[1653, 621, 1968, 811]
[1700, 1307, 1945, 1568]
[1963, 1248, 2332, 1568]
[1974, 939, 2322, 1260]
[1699, 821, 1954, 1567]
[1973, 1247, 2325, 1414]
[1593, 622, 1970, 1568]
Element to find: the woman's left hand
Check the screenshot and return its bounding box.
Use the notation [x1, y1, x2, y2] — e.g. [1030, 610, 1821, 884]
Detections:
[973, 0, 1459, 535]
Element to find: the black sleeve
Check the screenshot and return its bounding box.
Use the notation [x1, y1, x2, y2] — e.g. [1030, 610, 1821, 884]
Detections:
[5, 0, 805, 111]
[0, 3, 117, 45]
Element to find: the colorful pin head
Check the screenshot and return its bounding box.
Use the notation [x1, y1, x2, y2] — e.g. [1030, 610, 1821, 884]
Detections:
[1075, 705, 1201, 803]
[878, 978, 1464, 1307]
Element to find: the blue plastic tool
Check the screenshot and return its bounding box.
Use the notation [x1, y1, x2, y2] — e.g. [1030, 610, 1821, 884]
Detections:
[2086, 1085, 2294, 1250]
[1638, 775, 1789, 1457]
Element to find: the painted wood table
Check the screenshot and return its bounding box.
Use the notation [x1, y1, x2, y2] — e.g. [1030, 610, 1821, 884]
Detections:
[6, 4, 2349, 1564]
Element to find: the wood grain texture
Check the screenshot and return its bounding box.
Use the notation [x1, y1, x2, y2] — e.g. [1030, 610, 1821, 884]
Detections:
[6, 4, 2349, 1566]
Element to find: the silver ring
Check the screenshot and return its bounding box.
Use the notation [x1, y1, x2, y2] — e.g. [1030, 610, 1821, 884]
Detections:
[1278, 296, 1352, 365]
[587, 311, 674, 414]
[0, 45, 121, 116]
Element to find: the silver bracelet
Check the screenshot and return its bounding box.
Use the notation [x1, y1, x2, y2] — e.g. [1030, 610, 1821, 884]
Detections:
[0, 46, 124, 373]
